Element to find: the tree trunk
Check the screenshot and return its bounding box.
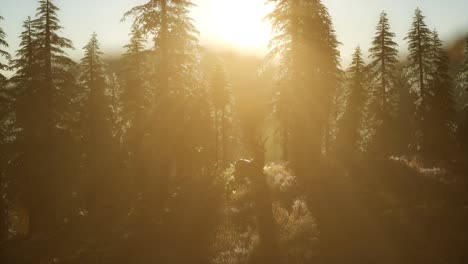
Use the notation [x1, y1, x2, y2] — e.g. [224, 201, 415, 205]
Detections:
[221, 108, 227, 168]
[214, 109, 219, 166]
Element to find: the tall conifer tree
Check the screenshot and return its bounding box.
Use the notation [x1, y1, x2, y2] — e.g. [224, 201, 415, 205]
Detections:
[80, 33, 113, 214]
[10, 17, 42, 143]
[0, 15, 10, 85]
[368, 11, 399, 155]
[210, 64, 230, 167]
[336, 47, 368, 158]
[26, 0, 75, 233]
[10, 17, 37, 89]
[124, 0, 202, 172]
[456, 37, 468, 154]
[121, 25, 148, 182]
[0, 15, 11, 140]
[405, 8, 433, 155]
[123, 1, 212, 239]
[425, 30, 455, 158]
[266, 0, 340, 176]
[8, 18, 40, 225]
[0, 14, 10, 241]
[34, 0, 75, 130]
[122, 25, 146, 118]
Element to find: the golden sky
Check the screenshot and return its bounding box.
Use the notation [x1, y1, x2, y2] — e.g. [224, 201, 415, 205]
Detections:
[1, 0, 468, 63]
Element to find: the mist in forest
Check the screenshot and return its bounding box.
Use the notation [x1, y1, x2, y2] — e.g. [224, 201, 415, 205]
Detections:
[1, 1, 468, 264]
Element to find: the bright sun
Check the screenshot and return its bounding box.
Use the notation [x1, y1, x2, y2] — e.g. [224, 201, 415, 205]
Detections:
[194, 0, 273, 54]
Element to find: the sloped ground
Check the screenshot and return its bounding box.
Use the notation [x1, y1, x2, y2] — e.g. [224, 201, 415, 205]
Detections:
[1, 159, 467, 264]
[308, 159, 468, 264]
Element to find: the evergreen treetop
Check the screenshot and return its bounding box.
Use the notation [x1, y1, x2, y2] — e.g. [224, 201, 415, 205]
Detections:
[368, 11, 399, 114]
[0, 15, 11, 84]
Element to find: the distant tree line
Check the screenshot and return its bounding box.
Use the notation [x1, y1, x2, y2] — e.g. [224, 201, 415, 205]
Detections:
[269, 5, 468, 177]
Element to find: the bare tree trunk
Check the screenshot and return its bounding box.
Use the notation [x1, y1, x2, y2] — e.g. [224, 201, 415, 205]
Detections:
[0, 189, 6, 241]
[214, 109, 219, 166]
[283, 122, 288, 161]
[221, 108, 227, 168]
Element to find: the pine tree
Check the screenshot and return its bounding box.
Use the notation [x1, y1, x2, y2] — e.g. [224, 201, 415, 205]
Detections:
[266, 0, 340, 176]
[25, 0, 76, 234]
[0, 15, 10, 242]
[336, 47, 368, 159]
[107, 73, 124, 140]
[123, 4, 215, 260]
[455, 37, 468, 112]
[7, 18, 41, 227]
[210, 64, 230, 167]
[368, 11, 399, 156]
[80, 33, 113, 214]
[123, 4, 215, 247]
[124, 0, 204, 179]
[121, 25, 147, 162]
[327, 70, 346, 154]
[404, 8, 433, 155]
[1, 1, 76, 238]
[0, 15, 10, 85]
[124, 0, 199, 97]
[394, 64, 416, 156]
[425, 30, 455, 158]
[31, 0, 77, 141]
[80, 33, 105, 90]
[456, 36, 468, 154]
[10, 17, 37, 86]
[122, 25, 146, 115]
[0, 15, 11, 141]
[120, 25, 150, 199]
[34, 0, 75, 130]
[319, 5, 342, 156]
[10, 17, 39, 142]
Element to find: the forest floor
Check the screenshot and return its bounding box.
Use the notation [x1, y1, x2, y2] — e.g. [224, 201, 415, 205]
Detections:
[308, 158, 468, 264]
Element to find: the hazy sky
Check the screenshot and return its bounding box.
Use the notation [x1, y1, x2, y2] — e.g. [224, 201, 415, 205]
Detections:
[1, 0, 468, 67]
